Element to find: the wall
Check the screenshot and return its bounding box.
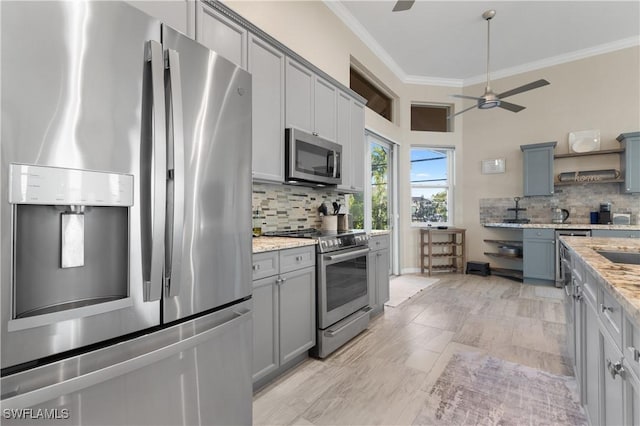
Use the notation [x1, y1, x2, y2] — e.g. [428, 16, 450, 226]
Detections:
[462, 46, 640, 263]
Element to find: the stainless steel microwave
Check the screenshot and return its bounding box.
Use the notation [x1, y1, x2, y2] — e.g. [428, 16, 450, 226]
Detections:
[285, 128, 342, 186]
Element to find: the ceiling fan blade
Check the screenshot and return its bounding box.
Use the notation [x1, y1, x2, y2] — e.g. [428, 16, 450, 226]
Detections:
[392, 0, 415, 12]
[451, 94, 484, 101]
[497, 79, 550, 99]
[498, 101, 526, 113]
[448, 104, 478, 119]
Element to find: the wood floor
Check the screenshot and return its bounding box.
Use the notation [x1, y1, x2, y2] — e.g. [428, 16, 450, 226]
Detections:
[253, 273, 573, 425]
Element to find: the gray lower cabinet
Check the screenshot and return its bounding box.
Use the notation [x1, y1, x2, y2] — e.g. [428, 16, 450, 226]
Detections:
[368, 234, 390, 315]
[251, 246, 315, 385]
[591, 229, 640, 239]
[520, 141, 557, 196]
[523, 228, 555, 282]
[617, 132, 640, 194]
[569, 246, 640, 425]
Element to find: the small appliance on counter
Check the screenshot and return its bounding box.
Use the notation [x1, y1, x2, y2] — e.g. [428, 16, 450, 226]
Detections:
[551, 207, 570, 224]
[612, 213, 631, 225]
[598, 202, 612, 224]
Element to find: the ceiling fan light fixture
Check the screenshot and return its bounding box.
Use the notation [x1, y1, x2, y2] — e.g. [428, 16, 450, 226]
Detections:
[478, 99, 500, 109]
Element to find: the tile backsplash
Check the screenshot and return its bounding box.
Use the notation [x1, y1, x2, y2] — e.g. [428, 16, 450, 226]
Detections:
[480, 183, 640, 224]
[252, 182, 345, 232]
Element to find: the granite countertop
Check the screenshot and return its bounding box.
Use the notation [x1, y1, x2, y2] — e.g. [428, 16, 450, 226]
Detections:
[561, 236, 640, 324]
[484, 223, 640, 230]
[370, 230, 390, 236]
[252, 236, 317, 254]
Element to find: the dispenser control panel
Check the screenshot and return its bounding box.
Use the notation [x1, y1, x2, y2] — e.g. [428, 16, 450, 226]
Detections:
[8, 164, 133, 206]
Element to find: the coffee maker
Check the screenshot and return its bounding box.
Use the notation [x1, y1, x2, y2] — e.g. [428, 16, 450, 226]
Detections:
[598, 202, 612, 224]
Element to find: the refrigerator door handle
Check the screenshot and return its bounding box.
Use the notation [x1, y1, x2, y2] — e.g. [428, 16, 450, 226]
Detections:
[164, 48, 185, 298]
[0, 308, 251, 410]
[142, 40, 167, 302]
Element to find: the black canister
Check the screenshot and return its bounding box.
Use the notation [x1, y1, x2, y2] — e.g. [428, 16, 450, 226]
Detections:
[599, 202, 612, 224]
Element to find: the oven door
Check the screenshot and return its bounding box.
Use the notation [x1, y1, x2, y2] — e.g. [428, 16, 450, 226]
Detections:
[317, 247, 370, 329]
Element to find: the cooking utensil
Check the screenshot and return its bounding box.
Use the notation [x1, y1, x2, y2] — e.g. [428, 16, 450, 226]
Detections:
[318, 203, 328, 216]
[332, 202, 340, 215]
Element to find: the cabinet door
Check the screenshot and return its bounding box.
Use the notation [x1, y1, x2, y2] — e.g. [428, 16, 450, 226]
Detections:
[313, 77, 337, 141]
[521, 142, 555, 196]
[336, 91, 352, 191]
[584, 299, 601, 425]
[523, 239, 555, 281]
[626, 370, 640, 426]
[196, 2, 247, 69]
[377, 249, 390, 305]
[127, 1, 193, 37]
[619, 133, 640, 193]
[248, 35, 285, 182]
[367, 252, 379, 312]
[252, 276, 279, 382]
[574, 295, 585, 403]
[349, 101, 365, 192]
[601, 331, 624, 426]
[285, 58, 314, 133]
[279, 267, 316, 365]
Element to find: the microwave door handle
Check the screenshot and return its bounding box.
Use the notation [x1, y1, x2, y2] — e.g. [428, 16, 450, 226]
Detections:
[164, 48, 185, 298]
[334, 151, 340, 178]
[326, 152, 333, 176]
[142, 40, 167, 302]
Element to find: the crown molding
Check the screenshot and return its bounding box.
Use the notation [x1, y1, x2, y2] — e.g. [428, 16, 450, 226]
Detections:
[323, 0, 407, 82]
[404, 75, 464, 88]
[463, 36, 640, 87]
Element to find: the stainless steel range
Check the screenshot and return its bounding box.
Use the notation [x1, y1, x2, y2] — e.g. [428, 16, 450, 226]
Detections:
[264, 229, 372, 358]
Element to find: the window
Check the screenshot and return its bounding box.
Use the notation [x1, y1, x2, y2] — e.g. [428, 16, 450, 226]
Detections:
[410, 147, 454, 225]
[350, 67, 392, 122]
[411, 104, 452, 132]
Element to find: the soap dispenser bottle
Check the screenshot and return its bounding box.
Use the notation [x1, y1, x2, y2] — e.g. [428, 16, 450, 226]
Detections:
[252, 209, 262, 237]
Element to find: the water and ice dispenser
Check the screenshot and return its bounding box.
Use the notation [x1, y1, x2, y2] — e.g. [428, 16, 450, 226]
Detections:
[9, 164, 133, 319]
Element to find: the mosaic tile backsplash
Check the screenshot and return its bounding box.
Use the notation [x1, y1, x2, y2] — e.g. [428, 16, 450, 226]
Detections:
[252, 182, 346, 232]
[480, 183, 640, 224]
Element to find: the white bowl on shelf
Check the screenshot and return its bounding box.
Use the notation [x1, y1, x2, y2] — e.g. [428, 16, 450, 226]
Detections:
[568, 130, 600, 153]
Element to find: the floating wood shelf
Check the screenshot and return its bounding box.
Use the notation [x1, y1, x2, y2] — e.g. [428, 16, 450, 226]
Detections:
[554, 178, 624, 186]
[484, 252, 523, 260]
[554, 148, 624, 159]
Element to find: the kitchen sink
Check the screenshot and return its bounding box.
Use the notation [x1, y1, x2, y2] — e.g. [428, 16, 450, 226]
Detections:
[597, 251, 640, 265]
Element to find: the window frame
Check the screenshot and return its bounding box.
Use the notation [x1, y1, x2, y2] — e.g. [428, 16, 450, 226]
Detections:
[410, 102, 453, 132]
[409, 146, 455, 227]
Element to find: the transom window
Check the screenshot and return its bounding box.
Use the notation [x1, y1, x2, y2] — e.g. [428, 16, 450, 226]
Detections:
[410, 147, 454, 226]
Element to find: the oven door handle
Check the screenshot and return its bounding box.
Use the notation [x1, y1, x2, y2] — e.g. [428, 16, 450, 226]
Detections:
[326, 248, 370, 261]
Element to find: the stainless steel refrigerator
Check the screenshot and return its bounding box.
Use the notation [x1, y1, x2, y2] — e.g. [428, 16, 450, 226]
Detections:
[0, 2, 252, 424]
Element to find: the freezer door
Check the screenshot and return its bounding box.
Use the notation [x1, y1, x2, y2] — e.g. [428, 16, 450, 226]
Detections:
[0, 1, 163, 369]
[162, 26, 252, 322]
[0, 301, 252, 426]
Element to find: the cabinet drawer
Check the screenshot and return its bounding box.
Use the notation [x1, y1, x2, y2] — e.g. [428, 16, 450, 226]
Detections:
[599, 286, 623, 350]
[252, 251, 279, 280]
[523, 228, 555, 240]
[591, 229, 640, 238]
[626, 316, 640, 379]
[279, 246, 315, 273]
[370, 234, 389, 252]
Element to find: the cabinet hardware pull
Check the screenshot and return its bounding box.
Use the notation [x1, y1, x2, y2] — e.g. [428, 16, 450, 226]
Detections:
[606, 358, 625, 379]
[600, 304, 613, 313]
[629, 346, 640, 363]
[253, 264, 260, 271]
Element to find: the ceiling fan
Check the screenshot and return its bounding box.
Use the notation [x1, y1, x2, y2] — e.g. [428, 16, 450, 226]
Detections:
[450, 10, 550, 118]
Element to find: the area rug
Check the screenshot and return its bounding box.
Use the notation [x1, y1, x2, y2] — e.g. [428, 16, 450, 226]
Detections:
[416, 351, 587, 425]
[384, 275, 439, 307]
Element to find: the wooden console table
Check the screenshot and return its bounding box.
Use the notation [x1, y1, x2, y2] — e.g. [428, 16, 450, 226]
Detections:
[420, 227, 466, 276]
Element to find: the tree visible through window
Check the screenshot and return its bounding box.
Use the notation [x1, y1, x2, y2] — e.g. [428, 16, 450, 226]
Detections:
[410, 147, 454, 225]
[348, 142, 390, 230]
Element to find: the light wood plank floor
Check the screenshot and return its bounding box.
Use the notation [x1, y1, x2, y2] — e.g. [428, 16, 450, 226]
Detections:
[253, 274, 572, 425]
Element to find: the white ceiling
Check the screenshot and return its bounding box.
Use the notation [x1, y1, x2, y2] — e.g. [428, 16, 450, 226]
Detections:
[327, 1, 640, 87]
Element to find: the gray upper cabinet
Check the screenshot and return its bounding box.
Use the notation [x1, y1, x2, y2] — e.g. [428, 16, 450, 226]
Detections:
[196, 2, 247, 69]
[617, 132, 640, 193]
[285, 58, 337, 142]
[520, 142, 557, 196]
[337, 92, 365, 193]
[248, 34, 285, 183]
[285, 58, 314, 134]
[127, 1, 194, 37]
[313, 77, 337, 141]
